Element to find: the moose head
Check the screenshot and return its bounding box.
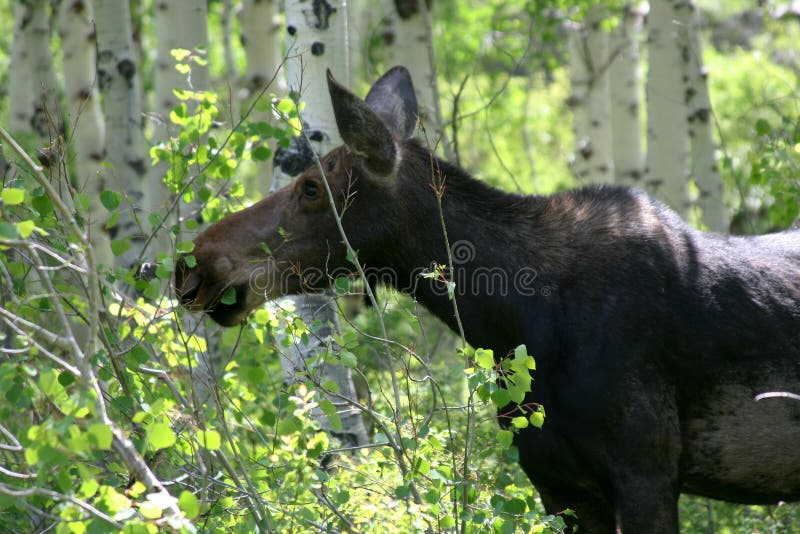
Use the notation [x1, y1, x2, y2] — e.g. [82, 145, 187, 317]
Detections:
[174, 67, 424, 326]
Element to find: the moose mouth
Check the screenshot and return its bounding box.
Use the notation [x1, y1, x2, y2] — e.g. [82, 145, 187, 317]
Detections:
[174, 256, 315, 327]
[174, 261, 253, 327]
[178, 282, 250, 327]
[204, 286, 250, 327]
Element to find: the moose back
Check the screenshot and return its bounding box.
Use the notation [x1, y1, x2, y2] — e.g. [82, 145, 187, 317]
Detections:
[175, 66, 800, 533]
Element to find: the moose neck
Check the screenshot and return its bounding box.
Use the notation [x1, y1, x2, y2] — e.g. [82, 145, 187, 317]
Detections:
[369, 141, 563, 354]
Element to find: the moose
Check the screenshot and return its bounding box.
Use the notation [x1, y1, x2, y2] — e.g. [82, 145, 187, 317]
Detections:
[175, 66, 800, 532]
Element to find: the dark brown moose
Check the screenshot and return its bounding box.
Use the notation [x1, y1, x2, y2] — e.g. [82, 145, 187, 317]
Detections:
[175, 66, 800, 533]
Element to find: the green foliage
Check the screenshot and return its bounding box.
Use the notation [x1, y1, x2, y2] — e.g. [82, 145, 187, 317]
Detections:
[1, 1, 798, 532]
[706, 46, 800, 232]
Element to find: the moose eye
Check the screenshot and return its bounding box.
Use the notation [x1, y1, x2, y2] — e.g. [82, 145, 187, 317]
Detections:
[302, 180, 320, 199]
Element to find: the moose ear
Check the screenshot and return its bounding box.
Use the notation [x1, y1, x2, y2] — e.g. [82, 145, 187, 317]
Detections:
[327, 69, 397, 177]
[364, 66, 418, 140]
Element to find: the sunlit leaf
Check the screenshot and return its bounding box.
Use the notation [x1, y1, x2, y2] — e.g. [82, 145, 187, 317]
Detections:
[196, 429, 221, 450]
[511, 416, 528, 429]
[1, 188, 25, 205]
[88, 423, 113, 450]
[475, 348, 494, 370]
[147, 423, 176, 450]
[179, 491, 200, 519]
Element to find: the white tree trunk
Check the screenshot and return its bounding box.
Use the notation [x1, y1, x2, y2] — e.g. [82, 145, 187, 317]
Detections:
[390, 0, 446, 150]
[59, 0, 112, 268]
[567, 7, 615, 184]
[277, 0, 369, 448]
[346, 0, 364, 81]
[645, 0, 691, 216]
[239, 0, 282, 196]
[8, 0, 59, 138]
[148, 0, 210, 249]
[609, 4, 645, 186]
[95, 0, 148, 271]
[222, 0, 240, 123]
[682, 3, 728, 231]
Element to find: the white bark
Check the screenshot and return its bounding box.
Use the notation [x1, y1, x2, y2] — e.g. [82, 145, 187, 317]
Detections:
[609, 4, 645, 186]
[567, 7, 615, 184]
[222, 0, 240, 123]
[8, 0, 59, 138]
[391, 0, 446, 149]
[278, 0, 369, 448]
[59, 0, 112, 268]
[239, 0, 282, 196]
[645, 0, 691, 216]
[346, 0, 364, 81]
[285, 0, 349, 144]
[152, 0, 210, 125]
[95, 0, 148, 271]
[148, 0, 210, 249]
[682, 4, 728, 231]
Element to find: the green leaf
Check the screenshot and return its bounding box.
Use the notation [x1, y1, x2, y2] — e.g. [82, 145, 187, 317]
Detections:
[15, 220, 35, 238]
[276, 98, 295, 114]
[196, 429, 221, 450]
[57, 371, 76, 387]
[333, 277, 349, 294]
[0, 222, 19, 239]
[252, 145, 272, 161]
[503, 497, 527, 515]
[276, 417, 300, 436]
[178, 491, 200, 519]
[184, 254, 197, 268]
[497, 429, 514, 448]
[110, 238, 131, 257]
[79, 478, 100, 499]
[127, 481, 147, 498]
[176, 240, 195, 253]
[319, 399, 343, 431]
[529, 412, 545, 429]
[140, 500, 162, 519]
[31, 194, 53, 215]
[220, 287, 236, 305]
[511, 416, 529, 429]
[88, 423, 113, 450]
[100, 190, 121, 211]
[144, 279, 161, 300]
[394, 484, 411, 499]
[170, 48, 191, 61]
[339, 349, 357, 368]
[1, 188, 25, 205]
[475, 348, 494, 370]
[491, 388, 511, 408]
[322, 379, 340, 393]
[74, 192, 91, 214]
[530, 408, 545, 429]
[147, 423, 176, 450]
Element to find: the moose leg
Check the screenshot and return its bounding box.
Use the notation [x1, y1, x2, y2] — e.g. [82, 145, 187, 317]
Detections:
[610, 393, 681, 533]
[536, 483, 616, 534]
[613, 471, 679, 533]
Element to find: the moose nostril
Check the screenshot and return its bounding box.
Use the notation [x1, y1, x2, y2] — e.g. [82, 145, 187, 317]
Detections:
[177, 271, 202, 305]
[175, 257, 202, 304]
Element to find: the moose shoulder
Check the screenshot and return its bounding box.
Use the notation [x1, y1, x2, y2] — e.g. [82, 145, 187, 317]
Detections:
[175, 66, 800, 533]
